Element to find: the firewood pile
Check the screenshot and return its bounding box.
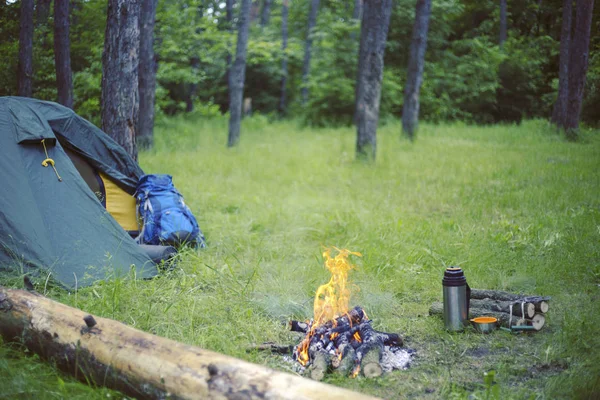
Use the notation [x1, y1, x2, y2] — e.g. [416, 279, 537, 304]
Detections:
[429, 289, 551, 332]
[289, 306, 412, 380]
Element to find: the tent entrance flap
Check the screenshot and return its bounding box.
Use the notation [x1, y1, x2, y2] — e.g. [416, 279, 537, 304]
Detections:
[63, 148, 138, 233]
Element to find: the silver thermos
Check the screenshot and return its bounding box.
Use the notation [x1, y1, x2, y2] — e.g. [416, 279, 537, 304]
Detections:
[442, 267, 470, 331]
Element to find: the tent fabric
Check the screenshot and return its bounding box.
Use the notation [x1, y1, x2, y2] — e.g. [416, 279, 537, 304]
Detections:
[99, 172, 139, 232]
[0, 97, 158, 289]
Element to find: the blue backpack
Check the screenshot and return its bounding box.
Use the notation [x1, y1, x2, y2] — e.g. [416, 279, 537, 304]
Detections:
[135, 174, 206, 248]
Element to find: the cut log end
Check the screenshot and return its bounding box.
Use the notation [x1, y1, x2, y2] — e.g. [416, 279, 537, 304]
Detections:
[535, 301, 549, 314]
[529, 314, 546, 331]
[362, 362, 383, 378]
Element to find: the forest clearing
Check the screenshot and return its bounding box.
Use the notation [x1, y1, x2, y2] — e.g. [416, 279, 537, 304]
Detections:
[2, 118, 599, 398]
[1, 0, 600, 398]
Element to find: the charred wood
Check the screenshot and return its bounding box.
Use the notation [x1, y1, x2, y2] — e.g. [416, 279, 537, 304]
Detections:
[247, 342, 294, 354]
[309, 351, 331, 381]
[289, 320, 310, 333]
[332, 345, 356, 376]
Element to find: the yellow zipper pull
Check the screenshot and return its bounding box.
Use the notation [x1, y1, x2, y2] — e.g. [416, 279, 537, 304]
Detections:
[41, 139, 62, 182]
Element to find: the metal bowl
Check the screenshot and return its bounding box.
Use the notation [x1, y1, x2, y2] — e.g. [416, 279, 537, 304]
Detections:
[470, 317, 498, 334]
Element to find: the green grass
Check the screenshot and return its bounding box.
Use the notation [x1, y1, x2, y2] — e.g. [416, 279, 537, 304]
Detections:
[2, 116, 600, 399]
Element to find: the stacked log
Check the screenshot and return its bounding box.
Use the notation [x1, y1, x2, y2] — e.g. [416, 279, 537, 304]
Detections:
[429, 289, 550, 332]
[289, 306, 406, 379]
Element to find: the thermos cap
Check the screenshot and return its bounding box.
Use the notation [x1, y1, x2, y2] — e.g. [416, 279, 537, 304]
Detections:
[442, 267, 467, 287]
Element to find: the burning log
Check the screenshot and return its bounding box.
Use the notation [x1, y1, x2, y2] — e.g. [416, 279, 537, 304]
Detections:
[291, 309, 404, 379]
[309, 351, 331, 381]
[290, 320, 310, 333]
[0, 287, 379, 400]
[355, 323, 384, 378]
[332, 345, 356, 376]
[289, 249, 411, 378]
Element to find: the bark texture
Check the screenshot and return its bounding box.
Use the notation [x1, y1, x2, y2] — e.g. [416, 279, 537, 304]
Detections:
[499, 0, 507, 47]
[551, 0, 572, 125]
[36, 0, 51, 26]
[54, 0, 74, 109]
[279, 0, 289, 114]
[18, 0, 34, 97]
[301, 0, 320, 105]
[261, 0, 272, 26]
[564, 0, 595, 140]
[137, 0, 158, 150]
[228, 0, 252, 147]
[101, 0, 140, 161]
[355, 0, 393, 161]
[350, 0, 363, 41]
[0, 287, 378, 400]
[401, 0, 431, 140]
[225, 0, 235, 104]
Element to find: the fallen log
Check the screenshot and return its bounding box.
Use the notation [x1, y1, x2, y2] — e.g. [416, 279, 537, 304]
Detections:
[470, 299, 535, 318]
[0, 287, 379, 400]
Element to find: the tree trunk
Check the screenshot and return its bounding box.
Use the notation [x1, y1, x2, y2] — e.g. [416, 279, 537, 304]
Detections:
[563, 0, 595, 140]
[186, 57, 200, 113]
[353, 0, 363, 20]
[551, 0, 572, 125]
[261, 0, 272, 26]
[54, 0, 74, 109]
[225, 0, 236, 108]
[101, 0, 140, 161]
[499, 0, 507, 47]
[250, 0, 260, 23]
[0, 287, 378, 400]
[228, 0, 252, 147]
[279, 0, 289, 115]
[36, 0, 51, 26]
[354, 0, 393, 161]
[401, 0, 431, 140]
[137, 0, 158, 150]
[18, 0, 34, 97]
[301, 0, 320, 105]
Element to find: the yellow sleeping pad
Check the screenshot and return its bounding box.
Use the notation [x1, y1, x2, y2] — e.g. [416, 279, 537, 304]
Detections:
[99, 172, 139, 232]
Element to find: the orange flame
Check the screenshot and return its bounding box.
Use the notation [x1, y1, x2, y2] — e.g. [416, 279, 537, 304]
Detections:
[313, 248, 361, 327]
[296, 248, 361, 367]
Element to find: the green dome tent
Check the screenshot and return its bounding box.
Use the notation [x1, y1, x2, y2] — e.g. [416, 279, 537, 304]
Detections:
[0, 97, 158, 289]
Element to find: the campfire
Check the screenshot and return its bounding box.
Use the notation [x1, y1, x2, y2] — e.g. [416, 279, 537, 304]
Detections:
[288, 248, 412, 380]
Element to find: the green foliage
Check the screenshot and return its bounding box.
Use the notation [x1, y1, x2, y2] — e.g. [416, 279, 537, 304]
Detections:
[0, 0, 598, 126]
[303, 18, 360, 126]
[421, 38, 504, 123]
